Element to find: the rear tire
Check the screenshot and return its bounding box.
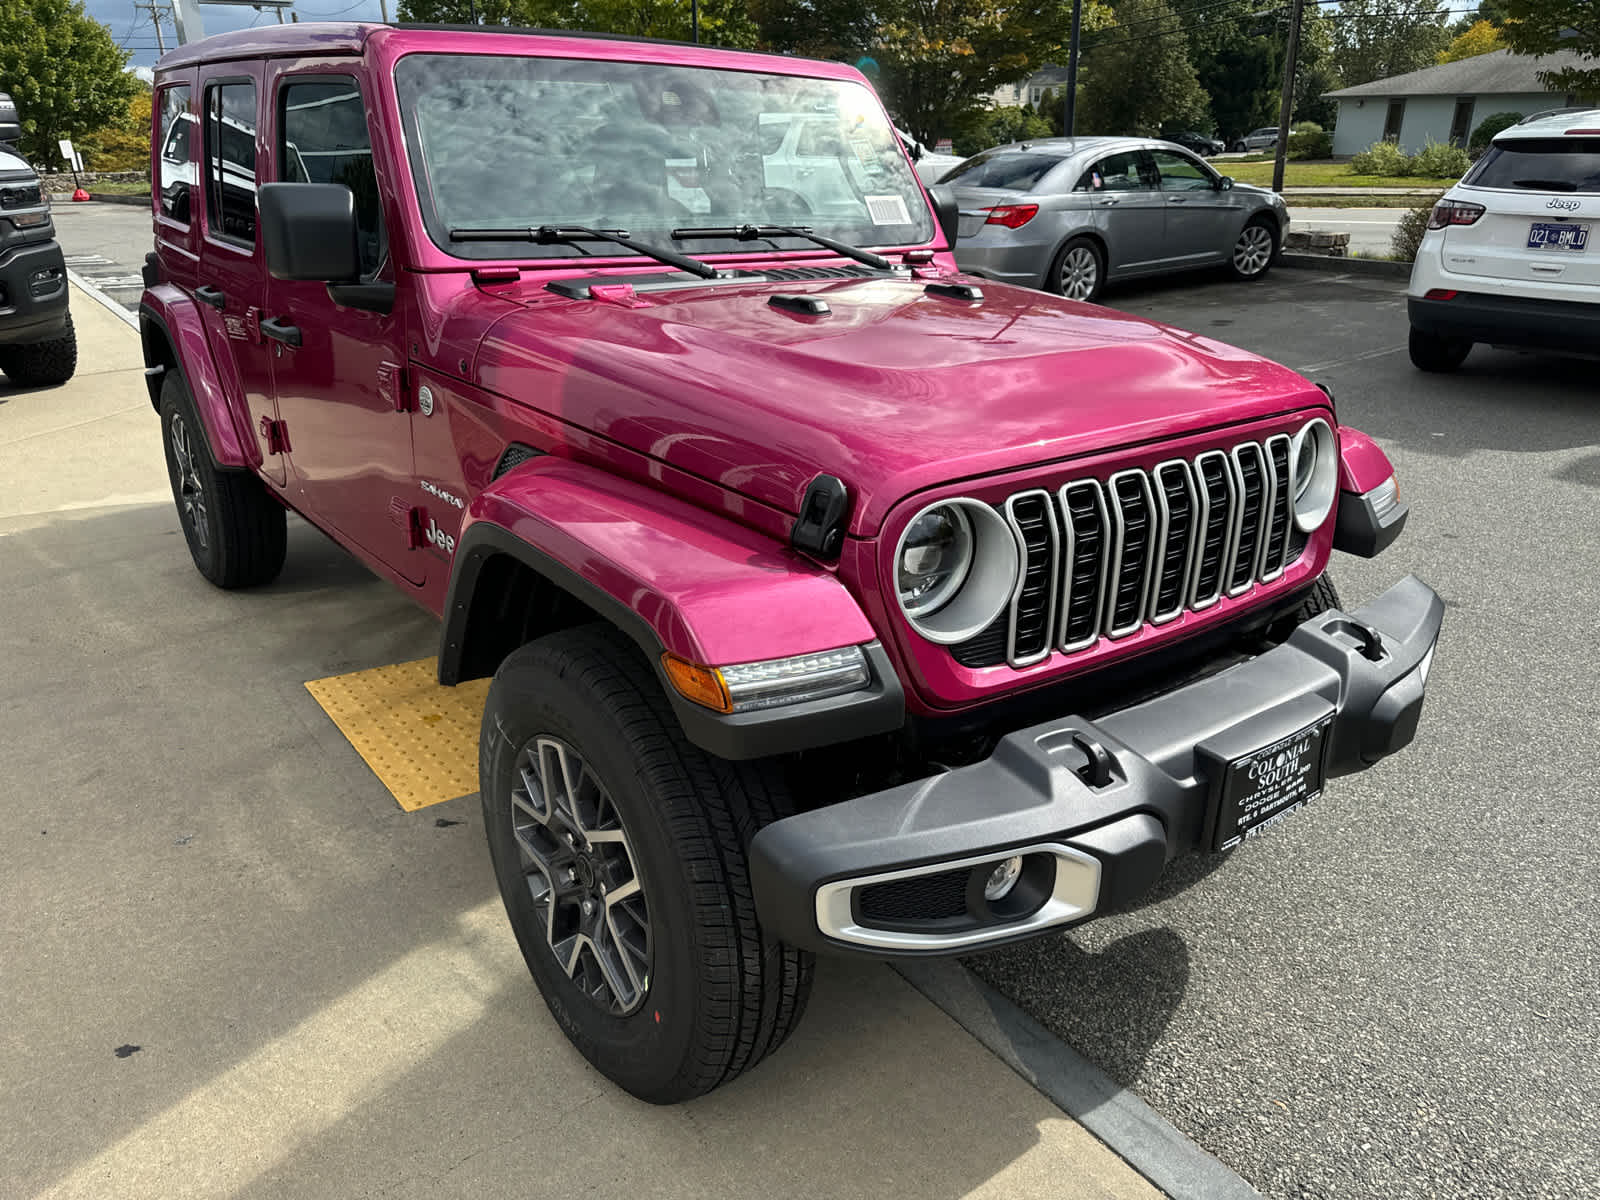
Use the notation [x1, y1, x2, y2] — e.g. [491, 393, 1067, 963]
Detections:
[1229, 217, 1277, 281]
[480, 624, 814, 1103]
[1408, 327, 1472, 373]
[159, 370, 286, 588]
[1049, 236, 1105, 302]
[0, 313, 77, 386]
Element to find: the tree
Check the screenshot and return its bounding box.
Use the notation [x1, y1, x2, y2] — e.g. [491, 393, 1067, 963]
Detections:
[1438, 18, 1505, 61]
[0, 0, 139, 165]
[1501, 0, 1600, 99]
[396, 0, 759, 47]
[80, 88, 152, 172]
[953, 103, 1053, 154]
[1331, 0, 1452, 87]
[1077, 0, 1209, 136]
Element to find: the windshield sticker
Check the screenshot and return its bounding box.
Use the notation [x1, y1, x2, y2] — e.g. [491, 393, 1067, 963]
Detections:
[849, 134, 876, 167]
[865, 194, 911, 225]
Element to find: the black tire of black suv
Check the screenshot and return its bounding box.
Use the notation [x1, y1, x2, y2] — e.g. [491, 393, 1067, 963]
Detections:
[158, 370, 287, 588]
[480, 624, 814, 1104]
[1408, 327, 1472, 373]
[0, 313, 78, 386]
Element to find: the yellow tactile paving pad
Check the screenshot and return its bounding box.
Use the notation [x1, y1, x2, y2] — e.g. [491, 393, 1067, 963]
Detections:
[305, 658, 489, 812]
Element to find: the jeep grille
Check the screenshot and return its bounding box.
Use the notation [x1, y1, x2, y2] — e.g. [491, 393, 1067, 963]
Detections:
[951, 434, 1304, 669]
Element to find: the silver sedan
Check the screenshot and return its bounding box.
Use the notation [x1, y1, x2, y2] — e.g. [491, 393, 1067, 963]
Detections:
[946, 137, 1290, 302]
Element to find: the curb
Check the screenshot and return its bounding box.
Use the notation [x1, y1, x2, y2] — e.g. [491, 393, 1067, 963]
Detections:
[78, 193, 151, 207]
[897, 960, 1263, 1200]
[1280, 253, 1413, 280]
[67, 269, 140, 331]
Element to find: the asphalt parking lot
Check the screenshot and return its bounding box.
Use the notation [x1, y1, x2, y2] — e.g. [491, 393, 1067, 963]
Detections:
[970, 266, 1600, 1198]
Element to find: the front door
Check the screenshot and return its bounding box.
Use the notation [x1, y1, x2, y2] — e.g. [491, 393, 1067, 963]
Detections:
[194, 66, 282, 485]
[1149, 147, 1234, 267]
[1080, 149, 1166, 273]
[262, 67, 422, 582]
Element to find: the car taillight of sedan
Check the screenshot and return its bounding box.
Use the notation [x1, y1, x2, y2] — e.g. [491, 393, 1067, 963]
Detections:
[983, 204, 1039, 229]
[1428, 200, 1485, 229]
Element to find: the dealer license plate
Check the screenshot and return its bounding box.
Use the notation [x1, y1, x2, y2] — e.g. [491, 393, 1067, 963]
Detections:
[1527, 222, 1589, 251]
[1212, 714, 1334, 851]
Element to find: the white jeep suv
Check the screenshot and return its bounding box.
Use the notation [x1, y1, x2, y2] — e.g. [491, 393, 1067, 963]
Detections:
[1407, 107, 1600, 372]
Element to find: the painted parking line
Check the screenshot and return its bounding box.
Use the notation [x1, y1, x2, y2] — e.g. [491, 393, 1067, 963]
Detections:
[304, 658, 488, 812]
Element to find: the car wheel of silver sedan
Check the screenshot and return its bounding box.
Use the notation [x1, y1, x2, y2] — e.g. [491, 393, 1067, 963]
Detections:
[1051, 237, 1105, 303]
[1229, 218, 1276, 281]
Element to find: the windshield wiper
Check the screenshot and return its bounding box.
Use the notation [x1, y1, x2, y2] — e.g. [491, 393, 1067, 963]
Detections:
[448, 225, 720, 279]
[670, 224, 893, 271]
[1513, 179, 1578, 192]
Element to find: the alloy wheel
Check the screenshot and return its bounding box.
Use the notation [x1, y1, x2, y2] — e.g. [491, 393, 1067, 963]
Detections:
[168, 411, 208, 553]
[510, 735, 650, 1016]
[1060, 246, 1099, 301]
[1233, 224, 1274, 276]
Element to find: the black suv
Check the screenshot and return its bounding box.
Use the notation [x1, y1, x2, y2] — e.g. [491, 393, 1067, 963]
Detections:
[0, 144, 75, 386]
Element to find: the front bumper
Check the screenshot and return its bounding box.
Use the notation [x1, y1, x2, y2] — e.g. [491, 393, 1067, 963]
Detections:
[751, 575, 1443, 956]
[0, 238, 69, 344]
[1409, 292, 1600, 353]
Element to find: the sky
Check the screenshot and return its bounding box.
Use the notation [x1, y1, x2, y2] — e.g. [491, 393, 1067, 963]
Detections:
[89, 0, 394, 70]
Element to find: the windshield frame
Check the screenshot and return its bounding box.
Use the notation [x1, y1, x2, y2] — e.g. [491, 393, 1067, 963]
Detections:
[391, 48, 937, 265]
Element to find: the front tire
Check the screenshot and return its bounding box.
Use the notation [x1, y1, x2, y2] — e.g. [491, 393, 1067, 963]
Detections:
[1049, 236, 1105, 302]
[1233, 141, 1247, 153]
[159, 370, 286, 588]
[1229, 217, 1277, 281]
[0, 313, 78, 386]
[480, 625, 814, 1103]
[1408, 327, 1472, 372]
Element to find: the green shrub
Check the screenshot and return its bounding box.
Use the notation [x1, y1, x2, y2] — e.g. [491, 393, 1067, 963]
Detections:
[1349, 139, 1411, 176]
[1291, 121, 1323, 134]
[1409, 139, 1470, 179]
[1469, 111, 1522, 154]
[1288, 128, 1333, 159]
[1390, 194, 1443, 262]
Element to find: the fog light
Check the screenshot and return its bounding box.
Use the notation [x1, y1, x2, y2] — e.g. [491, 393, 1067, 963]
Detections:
[983, 856, 1024, 901]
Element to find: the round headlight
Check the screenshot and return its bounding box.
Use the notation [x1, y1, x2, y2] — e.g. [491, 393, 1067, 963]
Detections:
[1289, 418, 1337, 532]
[898, 505, 973, 618]
[894, 499, 1020, 644]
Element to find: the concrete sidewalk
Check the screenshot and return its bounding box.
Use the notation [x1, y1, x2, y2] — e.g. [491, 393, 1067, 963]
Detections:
[0, 284, 1162, 1200]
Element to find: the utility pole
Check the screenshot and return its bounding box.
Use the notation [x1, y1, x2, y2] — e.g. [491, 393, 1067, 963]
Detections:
[1271, 0, 1304, 193]
[691, 0, 699, 42]
[379, 0, 389, 21]
[145, 1, 169, 54]
[1062, 0, 1083, 137]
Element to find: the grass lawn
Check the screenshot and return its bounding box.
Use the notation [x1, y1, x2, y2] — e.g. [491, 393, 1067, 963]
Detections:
[1224, 160, 1459, 190]
[83, 179, 151, 195]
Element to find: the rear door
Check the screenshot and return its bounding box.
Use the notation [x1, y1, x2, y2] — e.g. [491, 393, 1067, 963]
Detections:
[1078, 149, 1166, 273]
[1149, 147, 1233, 266]
[262, 66, 422, 582]
[1447, 136, 1600, 290]
[195, 65, 282, 485]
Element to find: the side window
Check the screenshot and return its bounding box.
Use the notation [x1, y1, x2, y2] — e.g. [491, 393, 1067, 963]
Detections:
[1150, 148, 1213, 192]
[280, 76, 384, 278]
[205, 80, 258, 245]
[157, 85, 192, 224]
[1079, 150, 1149, 192]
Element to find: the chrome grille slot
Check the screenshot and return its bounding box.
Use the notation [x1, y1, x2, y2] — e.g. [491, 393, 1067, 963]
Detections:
[1149, 461, 1197, 623]
[1261, 434, 1292, 582]
[1227, 443, 1269, 595]
[1105, 470, 1158, 637]
[943, 429, 1314, 668]
[1004, 491, 1059, 666]
[1058, 481, 1110, 651]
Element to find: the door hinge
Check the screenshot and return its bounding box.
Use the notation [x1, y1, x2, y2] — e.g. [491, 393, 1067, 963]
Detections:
[390, 498, 425, 548]
[379, 361, 412, 412]
[259, 416, 291, 455]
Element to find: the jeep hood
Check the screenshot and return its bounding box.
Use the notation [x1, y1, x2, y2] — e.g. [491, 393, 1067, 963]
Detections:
[473, 274, 1326, 536]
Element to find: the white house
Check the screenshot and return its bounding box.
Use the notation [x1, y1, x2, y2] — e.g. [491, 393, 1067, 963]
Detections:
[1326, 49, 1587, 156]
[988, 67, 1072, 110]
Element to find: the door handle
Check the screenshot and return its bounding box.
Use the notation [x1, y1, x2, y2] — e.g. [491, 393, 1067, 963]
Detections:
[1168, 196, 1188, 204]
[260, 317, 302, 348]
[194, 284, 226, 310]
[1097, 197, 1119, 206]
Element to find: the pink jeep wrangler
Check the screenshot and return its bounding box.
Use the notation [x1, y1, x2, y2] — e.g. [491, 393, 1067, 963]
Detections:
[140, 23, 1442, 1102]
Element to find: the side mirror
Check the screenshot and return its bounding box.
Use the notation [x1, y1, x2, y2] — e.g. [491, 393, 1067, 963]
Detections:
[1218, 176, 1234, 191]
[258, 182, 360, 283]
[928, 183, 959, 247]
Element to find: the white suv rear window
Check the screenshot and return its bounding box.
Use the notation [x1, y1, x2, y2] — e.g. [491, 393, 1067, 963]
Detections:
[1464, 137, 1600, 194]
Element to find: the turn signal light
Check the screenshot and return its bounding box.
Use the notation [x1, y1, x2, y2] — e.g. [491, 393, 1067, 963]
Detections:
[983, 204, 1039, 229]
[661, 654, 732, 714]
[1427, 200, 1484, 230]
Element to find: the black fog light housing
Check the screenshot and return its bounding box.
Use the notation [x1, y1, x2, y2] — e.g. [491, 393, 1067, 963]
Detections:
[27, 266, 61, 297]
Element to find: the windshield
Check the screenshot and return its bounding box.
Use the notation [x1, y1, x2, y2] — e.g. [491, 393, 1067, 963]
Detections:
[940, 150, 1064, 191]
[394, 53, 933, 260]
[1464, 138, 1600, 193]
